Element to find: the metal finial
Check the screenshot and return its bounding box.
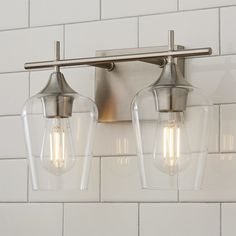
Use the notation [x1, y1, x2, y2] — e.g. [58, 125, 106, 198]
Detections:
[54, 41, 60, 72]
[167, 30, 175, 63]
[168, 30, 174, 51]
[54, 41, 60, 60]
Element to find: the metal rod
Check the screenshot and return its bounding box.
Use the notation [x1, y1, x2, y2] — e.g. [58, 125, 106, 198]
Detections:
[167, 30, 175, 63]
[168, 30, 174, 51]
[54, 41, 60, 72]
[55, 41, 60, 61]
[24, 47, 212, 70]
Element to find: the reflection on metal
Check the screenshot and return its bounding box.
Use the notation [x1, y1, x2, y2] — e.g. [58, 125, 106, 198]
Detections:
[95, 46, 185, 122]
[24, 46, 211, 70]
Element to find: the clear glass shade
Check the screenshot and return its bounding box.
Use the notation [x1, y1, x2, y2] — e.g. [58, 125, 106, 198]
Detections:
[131, 83, 212, 190]
[22, 72, 97, 190]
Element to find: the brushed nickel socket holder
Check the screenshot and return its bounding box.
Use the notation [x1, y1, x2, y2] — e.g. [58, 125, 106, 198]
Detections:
[95, 45, 185, 122]
[24, 31, 212, 122]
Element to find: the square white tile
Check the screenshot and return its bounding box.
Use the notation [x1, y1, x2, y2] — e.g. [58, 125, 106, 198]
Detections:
[140, 203, 220, 236]
[64, 203, 138, 236]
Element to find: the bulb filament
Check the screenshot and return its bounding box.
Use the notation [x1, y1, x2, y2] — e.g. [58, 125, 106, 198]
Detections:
[163, 125, 180, 167]
[49, 124, 65, 169]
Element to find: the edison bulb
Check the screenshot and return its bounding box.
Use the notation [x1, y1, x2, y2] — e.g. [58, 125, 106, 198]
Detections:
[40, 118, 76, 175]
[153, 112, 192, 175]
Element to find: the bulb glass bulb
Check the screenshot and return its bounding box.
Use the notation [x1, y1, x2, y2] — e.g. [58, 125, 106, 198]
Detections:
[40, 118, 76, 175]
[153, 112, 192, 175]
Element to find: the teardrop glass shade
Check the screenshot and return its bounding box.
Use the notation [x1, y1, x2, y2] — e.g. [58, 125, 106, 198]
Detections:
[131, 63, 212, 190]
[22, 72, 98, 190]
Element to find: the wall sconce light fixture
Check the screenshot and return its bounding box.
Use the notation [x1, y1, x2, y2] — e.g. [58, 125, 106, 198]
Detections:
[131, 31, 212, 190]
[23, 30, 212, 191]
[22, 42, 98, 190]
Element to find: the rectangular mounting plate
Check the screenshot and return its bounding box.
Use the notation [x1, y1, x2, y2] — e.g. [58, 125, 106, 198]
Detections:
[95, 45, 184, 123]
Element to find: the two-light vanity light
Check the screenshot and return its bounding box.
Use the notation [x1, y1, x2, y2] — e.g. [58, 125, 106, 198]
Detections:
[22, 31, 212, 191]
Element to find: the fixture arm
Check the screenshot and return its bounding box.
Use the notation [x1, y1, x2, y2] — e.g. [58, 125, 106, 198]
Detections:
[24, 47, 212, 71]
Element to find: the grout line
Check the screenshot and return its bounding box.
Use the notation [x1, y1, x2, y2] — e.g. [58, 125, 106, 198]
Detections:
[219, 8, 221, 55]
[1, 201, 236, 203]
[137, 17, 140, 47]
[218, 105, 221, 152]
[0, 158, 27, 160]
[95, 151, 236, 158]
[27, 163, 29, 202]
[99, 157, 102, 202]
[213, 102, 236, 105]
[100, 0, 102, 20]
[0, 70, 36, 75]
[0, 70, 30, 75]
[28, 0, 30, 27]
[211, 151, 236, 154]
[63, 25, 66, 59]
[62, 203, 65, 236]
[177, 0, 179, 11]
[28, 71, 31, 98]
[177, 177, 180, 202]
[0, 114, 22, 117]
[220, 203, 222, 236]
[138, 203, 140, 236]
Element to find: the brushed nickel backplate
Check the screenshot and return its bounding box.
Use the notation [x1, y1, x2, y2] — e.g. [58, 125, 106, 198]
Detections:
[95, 45, 184, 122]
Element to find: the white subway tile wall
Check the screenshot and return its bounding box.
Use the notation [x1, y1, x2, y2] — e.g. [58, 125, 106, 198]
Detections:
[0, 0, 235, 235]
